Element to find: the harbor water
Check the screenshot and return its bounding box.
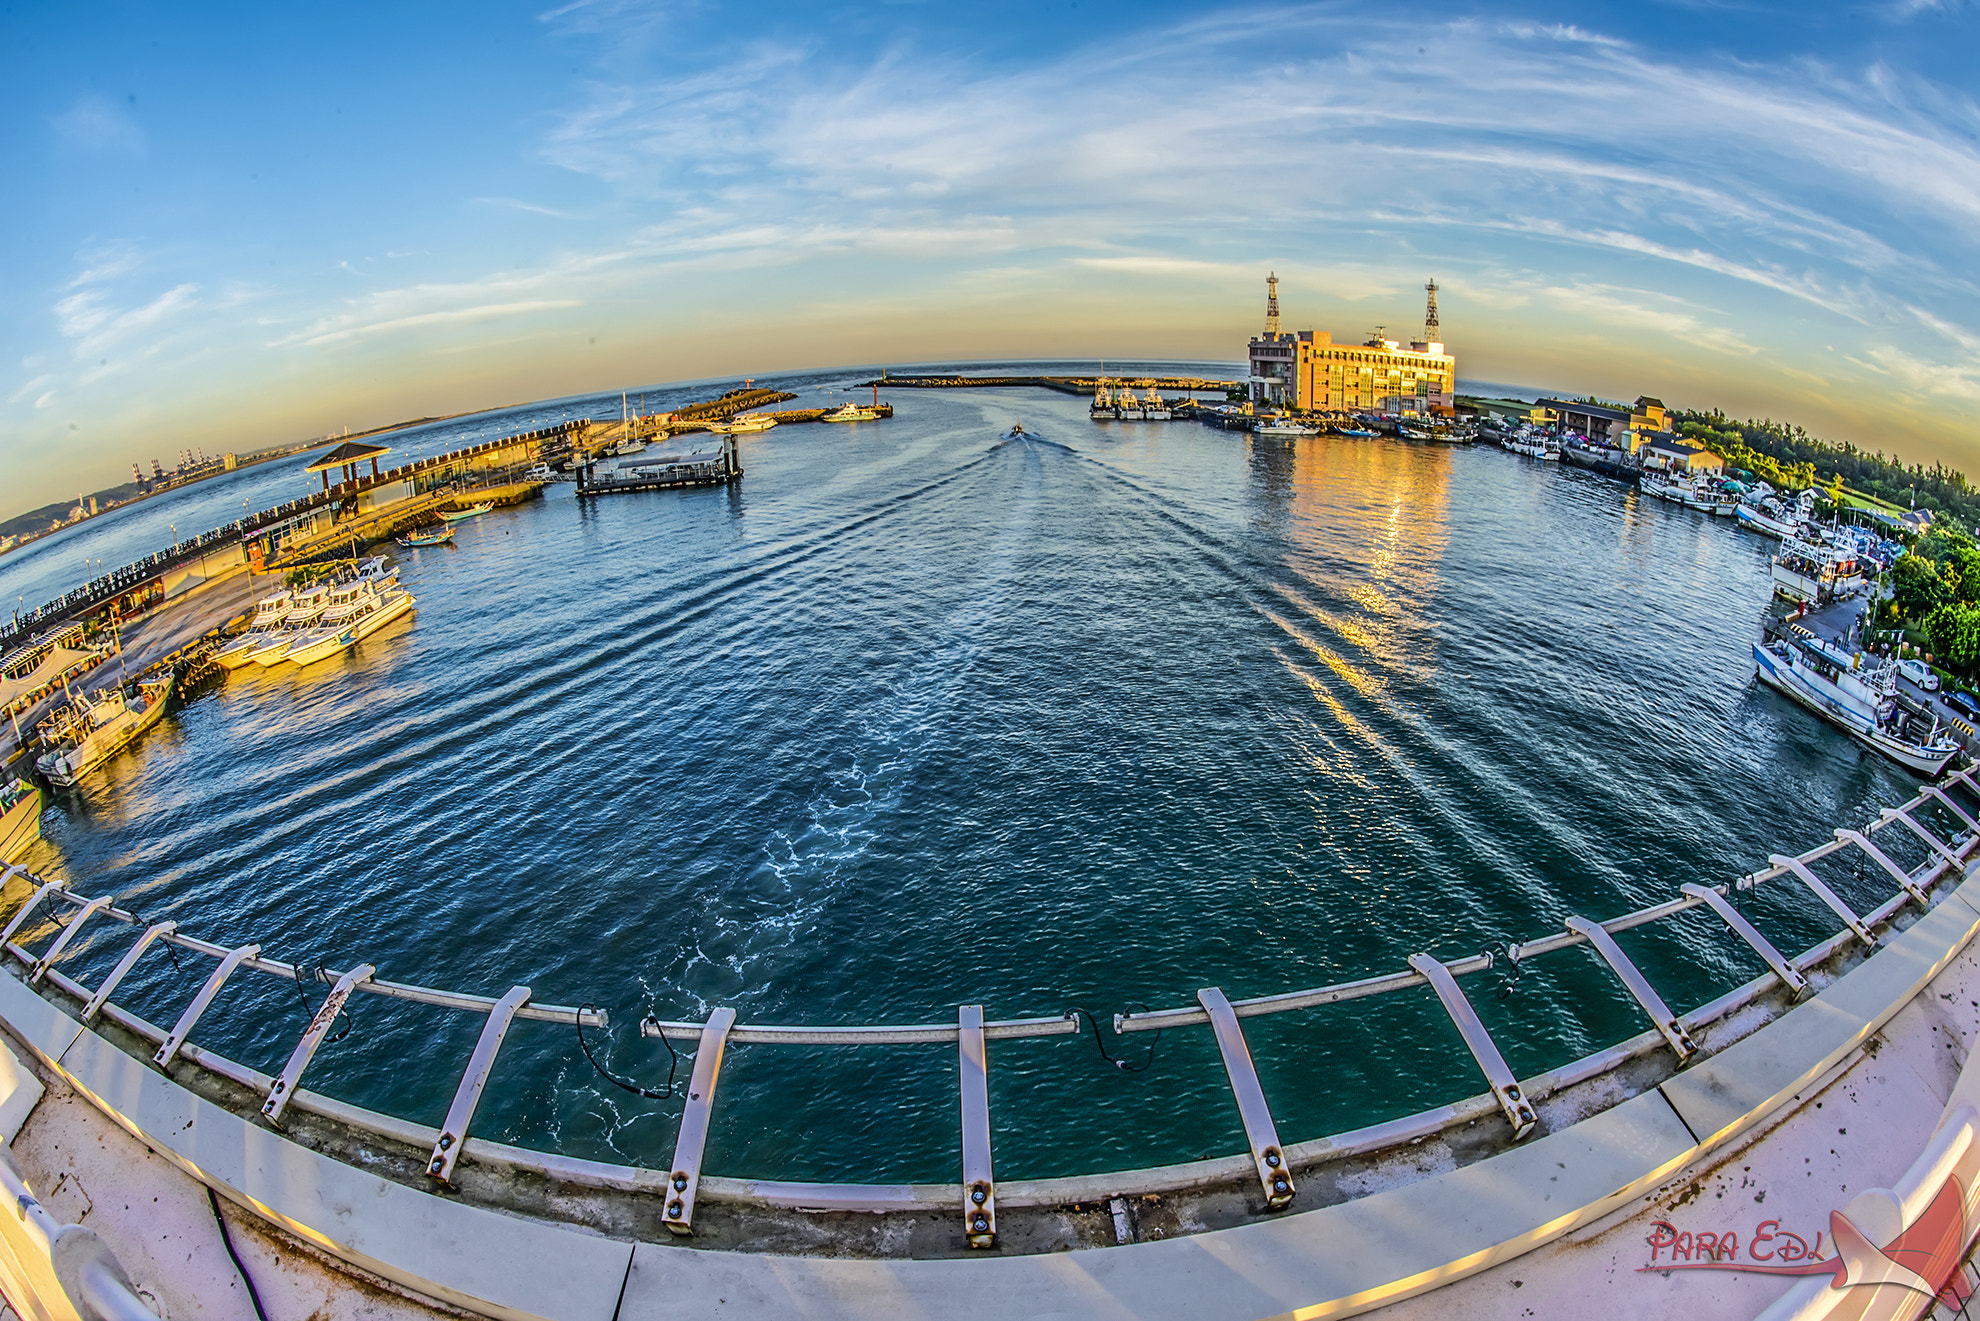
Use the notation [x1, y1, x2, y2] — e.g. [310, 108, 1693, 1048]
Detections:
[2, 365, 1927, 1185]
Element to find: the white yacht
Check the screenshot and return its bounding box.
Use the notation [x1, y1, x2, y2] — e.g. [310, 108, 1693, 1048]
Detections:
[821, 403, 881, 423]
[725, 412, 779, 433]
[35, 673, 175, 787]
[1754, 633, 1959, 776]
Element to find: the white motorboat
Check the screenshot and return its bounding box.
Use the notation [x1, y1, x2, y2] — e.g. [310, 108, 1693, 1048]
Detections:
[267, 580, 366, 667]
[821, 403, 881, 423]
[1142, 390, 1171, 421]
[1753, 634, 1959, 776]
[1255, 418, 1316, 438]
[212, 589, 296, 669]
[243, 584, 334, 666]
[350, 583, 417, 644]
[725, 412, 779, 433]
[1090, 380, 1117, 420]
[35, 673, 175, 787]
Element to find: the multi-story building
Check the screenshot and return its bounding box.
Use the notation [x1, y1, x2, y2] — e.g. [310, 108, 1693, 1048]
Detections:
[1246, 276, 1456, 415]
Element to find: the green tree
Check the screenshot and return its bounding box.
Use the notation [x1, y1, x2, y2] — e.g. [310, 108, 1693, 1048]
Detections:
[1925, 603, 1980, 669]
[1892, 553, 1944, 619]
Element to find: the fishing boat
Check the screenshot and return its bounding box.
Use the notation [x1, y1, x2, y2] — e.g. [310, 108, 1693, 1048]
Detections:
[1753, 633, 1959, 776]
[1640, 471, 1687, 504]
[211, 589, 295, 670]
[1335, 426, 1379, 438]
[725, 412, 779, 433]
[35, 673, 175, 787]
[1143, 389, 1171, 421]
[821, 403, 881, 423]
[1005, 422, 1030, 439]
[0, 775, 40, 864]
[1736, 499, 1802, 539]
[1771, 537, 1867, 605]
[440, 502, 493, 522]
[1115, 392, 1144, 421]
[397, 525, 454, 548]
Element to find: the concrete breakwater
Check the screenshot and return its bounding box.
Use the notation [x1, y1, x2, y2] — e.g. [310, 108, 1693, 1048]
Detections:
[867, 374, 1238, 395]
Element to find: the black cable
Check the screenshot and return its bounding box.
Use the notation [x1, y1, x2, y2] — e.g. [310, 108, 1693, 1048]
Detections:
[1483, 943, 1526, 1002]
[207, 1186, 270, 1321]
[1066, 1005, 1160, 1073]
[577, 1004, 678, 1100]
[290, 964, 356, 1044]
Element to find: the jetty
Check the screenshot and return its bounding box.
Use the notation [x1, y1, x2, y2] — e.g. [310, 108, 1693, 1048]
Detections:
[869, 373, 1237, 396]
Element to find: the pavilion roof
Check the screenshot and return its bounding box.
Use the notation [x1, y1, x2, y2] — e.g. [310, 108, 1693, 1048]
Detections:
[304, 440, 392, 473]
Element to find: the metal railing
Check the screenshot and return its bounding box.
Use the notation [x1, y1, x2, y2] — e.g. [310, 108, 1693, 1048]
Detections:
[2, 767, 1977, 1252]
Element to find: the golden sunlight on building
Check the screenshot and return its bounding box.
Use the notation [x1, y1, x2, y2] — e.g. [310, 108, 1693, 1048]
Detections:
[1246, 274, 1456, 415]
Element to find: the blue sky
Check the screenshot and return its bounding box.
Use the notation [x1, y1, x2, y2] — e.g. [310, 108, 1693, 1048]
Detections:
[4, 1, 1979, 515]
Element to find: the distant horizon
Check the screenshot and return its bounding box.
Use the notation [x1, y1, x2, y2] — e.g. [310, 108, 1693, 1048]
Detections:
[7, 2, 1978, 515]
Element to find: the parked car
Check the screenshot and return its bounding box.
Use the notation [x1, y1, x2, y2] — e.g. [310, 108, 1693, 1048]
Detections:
[1948, 688, 1980, 720]
[1897, 657, 1941, 691]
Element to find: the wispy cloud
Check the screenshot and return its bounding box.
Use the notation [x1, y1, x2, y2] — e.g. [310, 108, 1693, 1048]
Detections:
[51, 93, 145, 155]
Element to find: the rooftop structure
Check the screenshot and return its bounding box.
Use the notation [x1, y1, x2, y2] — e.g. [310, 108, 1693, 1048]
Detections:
[1247, 276, 1455, 414]
[305, 440, 392, 491]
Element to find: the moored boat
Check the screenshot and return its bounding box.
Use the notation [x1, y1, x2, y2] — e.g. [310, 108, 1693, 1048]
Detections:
[1736, 501, 1801, 539]
[211, 589, 295, 669]
[440, 502, 493, 522]
[1090, 379, 1117, 420]
[1142, 389, 1171, 421]
[1255, 417, 1316, 438]
[0, 775, 40, 863]
[351, 583, 416, 644]
[1771, 537, 1867, 605]
[821, 403, 881, 423]
[1753, 634, 1959, 776]
[34, 673, 175, 787]
[725, 412, 779, 433]
[397, 525, 454, 547]
[239, 584, 334, 665]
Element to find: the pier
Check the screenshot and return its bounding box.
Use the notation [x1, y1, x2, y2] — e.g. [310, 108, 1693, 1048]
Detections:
[868, 373, 1238, 396]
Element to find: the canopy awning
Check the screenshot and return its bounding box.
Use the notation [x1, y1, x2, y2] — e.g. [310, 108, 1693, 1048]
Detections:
[305, 441, 392, 474]
[0, 643, 102, 711]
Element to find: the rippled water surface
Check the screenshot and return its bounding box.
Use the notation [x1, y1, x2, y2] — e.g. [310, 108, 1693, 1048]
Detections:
[7, 366, 1934, 1183]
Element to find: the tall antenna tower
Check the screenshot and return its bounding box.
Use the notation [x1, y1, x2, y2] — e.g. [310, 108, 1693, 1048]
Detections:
[1265, 272, 1281, 337]
[1424, 279, 1441, 344]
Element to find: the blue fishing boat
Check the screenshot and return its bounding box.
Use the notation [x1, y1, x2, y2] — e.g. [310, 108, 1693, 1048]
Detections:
[396, 525, 454, 548]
